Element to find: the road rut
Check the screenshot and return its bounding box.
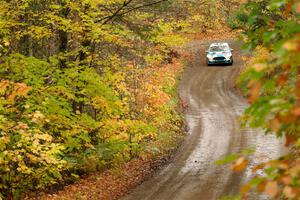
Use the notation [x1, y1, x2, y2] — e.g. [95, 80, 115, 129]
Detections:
[122, 41, 285, 200]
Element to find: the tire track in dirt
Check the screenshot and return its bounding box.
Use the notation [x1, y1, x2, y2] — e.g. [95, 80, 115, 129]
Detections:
[122, 40, 285, 200]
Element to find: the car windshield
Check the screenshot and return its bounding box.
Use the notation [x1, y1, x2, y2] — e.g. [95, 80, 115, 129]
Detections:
[209, 45, 229, 52]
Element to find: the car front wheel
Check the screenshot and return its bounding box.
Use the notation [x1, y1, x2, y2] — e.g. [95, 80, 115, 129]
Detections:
[207, 59, 211, 66]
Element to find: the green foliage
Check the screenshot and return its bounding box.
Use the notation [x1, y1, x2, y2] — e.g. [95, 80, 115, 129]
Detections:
[0, 0, 193, 198]
[0, 81, 66, 199]
[216, 149, 255, 166]
[234, 0, 300, 199]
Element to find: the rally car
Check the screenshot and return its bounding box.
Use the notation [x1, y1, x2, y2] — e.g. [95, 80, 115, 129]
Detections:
[206, 43, 233, 66]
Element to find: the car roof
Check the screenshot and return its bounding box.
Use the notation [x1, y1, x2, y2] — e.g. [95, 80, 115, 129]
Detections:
[209, 43, 229, 47]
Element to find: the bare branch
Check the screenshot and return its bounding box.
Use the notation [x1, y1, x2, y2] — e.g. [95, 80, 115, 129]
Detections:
[96, 0, 169, 25]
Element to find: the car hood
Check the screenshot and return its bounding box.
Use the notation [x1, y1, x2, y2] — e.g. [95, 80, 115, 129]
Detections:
[207, 51, 232, 57]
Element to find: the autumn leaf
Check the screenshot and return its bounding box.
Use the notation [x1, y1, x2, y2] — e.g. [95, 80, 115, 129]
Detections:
[240, 184, 251, 196]
[283, 41, 297, 51]
[252, 163, 265, 173]
[291, 106, 300, 116]
[281, 64, 291, 71]
[285, 134, 297, 146]
[280, 175, 292, 185]
[0, 80, 10, 91]
[284, 3, 292, 16]
[278, 161, 289, 170]
[231, 157, 248, 172]
[296, 3, 300, 13]
[268, 118, 281, 132]
[276, 74, 288, 86]
[278, 114, 297, 124]
[265, 181, 279, 198]
[283, 186, 298, 198]
[7, 82, 31, 102]
[257, 181, 266, 193]
[289, 165, 300, 177]
[252, 63, 267, 72]
[248, 82, 261, 103]
[295, 80, 300, 98]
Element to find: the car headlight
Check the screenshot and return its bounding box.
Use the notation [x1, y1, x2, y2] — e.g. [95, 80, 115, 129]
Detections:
[223, 52, 232, 59]
[207, 54, 214, 60]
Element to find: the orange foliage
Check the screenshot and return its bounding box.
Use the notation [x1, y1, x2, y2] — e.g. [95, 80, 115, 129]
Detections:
[132, 59, 183, 118]
[0, 80, 31, 102]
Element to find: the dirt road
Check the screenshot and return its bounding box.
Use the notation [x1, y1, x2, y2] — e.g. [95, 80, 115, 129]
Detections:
[122, 41, 285, 200]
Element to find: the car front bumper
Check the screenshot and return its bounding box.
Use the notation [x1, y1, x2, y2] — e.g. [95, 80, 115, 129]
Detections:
[207, 59, 233, 65]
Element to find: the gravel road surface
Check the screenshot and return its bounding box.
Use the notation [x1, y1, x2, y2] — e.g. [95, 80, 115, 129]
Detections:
[122, 40, 285, 200]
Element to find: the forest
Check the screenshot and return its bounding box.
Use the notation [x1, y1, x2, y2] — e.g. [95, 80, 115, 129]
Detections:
[1, 0, 300, 199]
[0, 0, 237, 199]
